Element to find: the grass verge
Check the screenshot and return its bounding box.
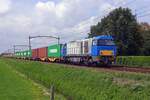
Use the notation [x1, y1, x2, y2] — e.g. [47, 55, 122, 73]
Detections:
[2, 58, 150, 100]
[0, 59, 66, 100]
[116, 56, 150, 68]
[0, 59, 50, 100]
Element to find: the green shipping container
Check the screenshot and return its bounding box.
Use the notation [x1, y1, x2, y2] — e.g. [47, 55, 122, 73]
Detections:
[17, 52, 21, 57]
[15, 50, 31, 58]
[23, 50, 32, 57]
[20, 52, 24, 57]
[23, 51, 27, 57]
[19, 52, 21, 57]
[15, 52, 20, 57]
[48, 44, 61, 57]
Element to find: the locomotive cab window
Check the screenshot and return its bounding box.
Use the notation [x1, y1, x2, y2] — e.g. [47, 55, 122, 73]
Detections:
[92, 39, 97, 45]
[98, 39, 115, 46]
[93, 39, 115, 46]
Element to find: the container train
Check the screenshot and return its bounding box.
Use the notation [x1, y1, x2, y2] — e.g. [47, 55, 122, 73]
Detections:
[15, 35, 117, 65]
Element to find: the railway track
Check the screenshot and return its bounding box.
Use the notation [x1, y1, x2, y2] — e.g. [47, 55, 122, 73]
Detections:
[104, 65, 150, 73]
[12, 58, 150, 74]
[50, 62, 150, 74]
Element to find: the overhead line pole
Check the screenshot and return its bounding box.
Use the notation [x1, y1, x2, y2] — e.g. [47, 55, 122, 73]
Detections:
[29, 36, 31, 52]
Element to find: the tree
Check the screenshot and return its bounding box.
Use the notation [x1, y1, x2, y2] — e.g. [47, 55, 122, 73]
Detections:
[139, 22, 150, 55]
[89, 7, 144, 55]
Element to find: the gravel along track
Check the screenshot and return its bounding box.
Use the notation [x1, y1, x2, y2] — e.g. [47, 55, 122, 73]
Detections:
[49, 62, 150, 74]
[107, 65, 150, 73]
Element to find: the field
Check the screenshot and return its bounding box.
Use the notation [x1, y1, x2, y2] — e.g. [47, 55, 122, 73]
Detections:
[116, 56, 150, 67]
[1, 58, 150, 100]
[0, 59, 65, 100]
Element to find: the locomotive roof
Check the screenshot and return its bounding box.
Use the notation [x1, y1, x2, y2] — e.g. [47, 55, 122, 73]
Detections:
[93, 35, 113, 40]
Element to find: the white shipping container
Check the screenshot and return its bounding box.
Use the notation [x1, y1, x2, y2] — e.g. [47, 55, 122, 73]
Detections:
[66, 40, 82, 55]
[66, 38, 93, 56]
[81, 38, 93, 55]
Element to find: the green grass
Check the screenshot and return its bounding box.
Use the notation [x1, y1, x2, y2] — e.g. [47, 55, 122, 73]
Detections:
[2, 58, 150, 100]
[0, 60, 50, 100]
[0, 59, 66, 100]
[116, 56, 150, 67]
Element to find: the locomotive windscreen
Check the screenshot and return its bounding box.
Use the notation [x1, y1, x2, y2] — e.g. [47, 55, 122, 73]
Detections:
[97, 39, 115, 46]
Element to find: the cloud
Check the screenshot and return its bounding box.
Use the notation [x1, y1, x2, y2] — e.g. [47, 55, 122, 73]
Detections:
[36, 1, 67, 18]
[0, 0, 11, 14]
[112, 0, 126, 6]
[34, 0, 116, 29]
[99, 3, 115, 14]
[0, 0, 131, 53]
[36, 1, 55, 13]
[0, 0, 116, 52]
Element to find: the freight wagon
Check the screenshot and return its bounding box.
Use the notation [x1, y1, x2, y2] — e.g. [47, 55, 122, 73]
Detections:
[32, 47, 48, 61]
[23, 50, 32, 59]
[31, 44, 62, 62]
[47, 44, 62, 62]
[15, 50, 31, 59]
[15, 52, 20, 58]
[32, 49, 38, 60]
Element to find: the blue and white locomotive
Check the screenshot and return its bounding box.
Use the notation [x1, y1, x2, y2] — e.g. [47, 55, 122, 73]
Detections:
[61, 35, 117, 65]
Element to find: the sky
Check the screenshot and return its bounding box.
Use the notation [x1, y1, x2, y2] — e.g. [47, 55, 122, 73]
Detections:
[0, 0, 150, 53]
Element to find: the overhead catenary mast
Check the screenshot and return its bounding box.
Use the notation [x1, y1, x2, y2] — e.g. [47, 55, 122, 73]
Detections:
[28, 35, 60, 52]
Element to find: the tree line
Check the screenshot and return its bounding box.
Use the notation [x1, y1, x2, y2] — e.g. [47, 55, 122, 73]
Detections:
[88, 7, 150, 56]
